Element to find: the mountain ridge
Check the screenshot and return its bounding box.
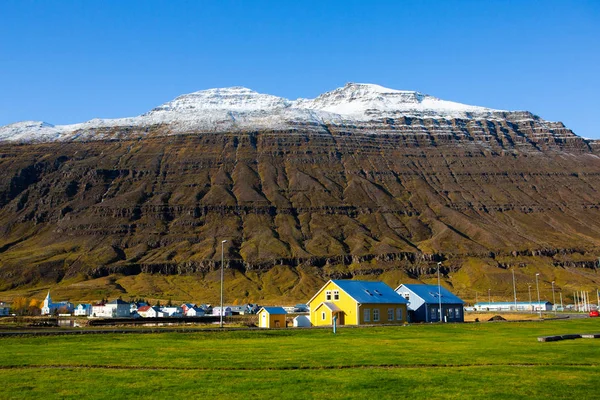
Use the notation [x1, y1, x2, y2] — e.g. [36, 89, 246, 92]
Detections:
[1, 83, 569, 144]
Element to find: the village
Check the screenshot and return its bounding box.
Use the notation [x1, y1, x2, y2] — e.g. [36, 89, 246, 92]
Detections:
[0, 279, 576, 329]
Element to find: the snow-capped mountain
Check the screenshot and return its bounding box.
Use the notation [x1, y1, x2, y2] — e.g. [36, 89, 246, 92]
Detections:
[0, 83, 553, 143]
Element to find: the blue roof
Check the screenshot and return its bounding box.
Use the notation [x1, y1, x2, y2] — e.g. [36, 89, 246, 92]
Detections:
[332, 280, 408, 304]
[399, 284, 464, 305]
[261, 307, 287, 315]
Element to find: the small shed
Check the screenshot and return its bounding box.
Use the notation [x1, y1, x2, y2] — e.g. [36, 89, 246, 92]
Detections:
[293, 315, 311, 327]
[257, 307, 287, 328]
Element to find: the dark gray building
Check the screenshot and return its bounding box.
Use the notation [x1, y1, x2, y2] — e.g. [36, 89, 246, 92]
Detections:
[395, 284, 465, 323]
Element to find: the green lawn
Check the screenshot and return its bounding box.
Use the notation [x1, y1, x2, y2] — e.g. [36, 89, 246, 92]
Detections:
[1, 320, 599, 399]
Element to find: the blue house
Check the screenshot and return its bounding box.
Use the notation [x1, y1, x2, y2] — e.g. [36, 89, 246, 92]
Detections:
[395, 284, 465, 323]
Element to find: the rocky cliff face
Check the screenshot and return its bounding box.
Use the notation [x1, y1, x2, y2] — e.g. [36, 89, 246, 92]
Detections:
[0, 84, 599, 303]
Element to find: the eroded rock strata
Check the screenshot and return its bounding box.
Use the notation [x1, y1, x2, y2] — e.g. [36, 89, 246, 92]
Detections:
[1, 123, 600, 301]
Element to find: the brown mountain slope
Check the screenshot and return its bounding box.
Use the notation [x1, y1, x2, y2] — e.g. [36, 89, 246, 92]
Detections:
[1, 125, 600, 304]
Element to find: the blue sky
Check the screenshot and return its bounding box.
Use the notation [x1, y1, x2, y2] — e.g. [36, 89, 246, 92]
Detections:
[1, 1, 599, 137]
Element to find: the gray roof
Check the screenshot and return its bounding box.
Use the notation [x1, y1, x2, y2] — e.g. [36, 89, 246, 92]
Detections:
[398, 284, 464, 305]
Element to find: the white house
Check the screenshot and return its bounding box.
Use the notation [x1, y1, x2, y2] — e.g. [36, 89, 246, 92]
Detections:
[186, 307, 205, 317]
[41, 292, 74, 315]
[160, 306, 183, 317]
[74, 304, 92, 316]
[137, 306, 164, 318]
[90, 299, 131, 318]
[181, 303, 196, 314]
[212, 306, 232, 316]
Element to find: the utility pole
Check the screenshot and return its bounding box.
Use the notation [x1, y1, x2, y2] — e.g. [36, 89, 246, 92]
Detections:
[512, 268, 517, 311]
[220, 239, 227, 328]
[560, 292, 563, 311]
[535, 273, 541, 317]
[437, 262, 443, 323]
[551, 281, 556, 315]
[528, 284, 532, 313]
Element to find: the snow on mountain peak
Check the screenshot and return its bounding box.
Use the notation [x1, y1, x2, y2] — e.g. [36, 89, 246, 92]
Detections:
[0, 121, 62, 142]
[0, 83, 508, 142]
[146, 86, 291, 115]
[294, 82, 495, 119]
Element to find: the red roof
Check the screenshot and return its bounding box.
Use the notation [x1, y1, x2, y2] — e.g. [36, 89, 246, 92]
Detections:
[137, 305, 152, 312]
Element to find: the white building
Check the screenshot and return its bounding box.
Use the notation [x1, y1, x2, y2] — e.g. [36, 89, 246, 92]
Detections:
[160, 306, 183, 317]
[41, 292, 74, 315]
[186, 307, 205, 317]
[293, 315, 311, 327]
[74, 304, 92, 316]
[90, 299, 131, 318]
[212, 306, 232, 316]
[473, 301, 553, 312]
[137, 306, 164, 318]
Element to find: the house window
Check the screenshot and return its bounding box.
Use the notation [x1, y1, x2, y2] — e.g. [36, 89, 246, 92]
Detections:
[333, 290, 339, 301]
[431, 307, 437, 320]
[373, 309, 380, 322]
[321, 312, 326, 321]
[396, 308, 403, 321]
[326, 291, 332, 301]
[387, 308, 394, 321]
[364, 308, 370, 322]
[455, 308, 461, 318]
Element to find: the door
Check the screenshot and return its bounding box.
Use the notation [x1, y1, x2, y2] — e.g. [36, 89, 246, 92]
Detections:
[261, 313, 267, 328]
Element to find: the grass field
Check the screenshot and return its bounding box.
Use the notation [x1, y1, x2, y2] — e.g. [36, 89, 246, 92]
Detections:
[0, 319, 599, 399]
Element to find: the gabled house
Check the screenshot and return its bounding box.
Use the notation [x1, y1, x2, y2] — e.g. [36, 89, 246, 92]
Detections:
[395, 284, 465, 323]
[74, 304, 92, 316]
[181, 303, 196, 314]
[137, 306, 164, 318]
[257, 307, 287, 328]
[307, 280, 409, 327]
[185, 307, 205, 317]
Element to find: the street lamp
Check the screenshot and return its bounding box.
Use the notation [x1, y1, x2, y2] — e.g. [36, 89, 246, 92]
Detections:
[535, 273, 541, 317]
[220, 239, 227, 328]
[551, 281, 556, 314]
[488, 288, 491, 307]
[437, 262, 443, 323]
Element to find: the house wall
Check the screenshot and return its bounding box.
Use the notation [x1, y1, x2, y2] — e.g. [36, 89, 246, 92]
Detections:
[308, 281, 359, 326]
[414, 303, 464, 322]
[311, 303, 335, 326]
[358, 303, 408, 324]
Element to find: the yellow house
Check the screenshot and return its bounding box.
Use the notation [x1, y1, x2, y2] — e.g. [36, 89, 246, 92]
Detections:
[307, 280, 409, 327]
[257, 307, 287, 328]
